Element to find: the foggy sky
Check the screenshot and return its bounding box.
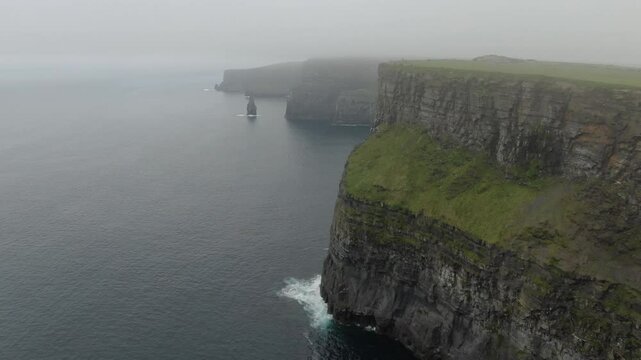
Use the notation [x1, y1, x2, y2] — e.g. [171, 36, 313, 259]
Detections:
[2, 0, 641, 68]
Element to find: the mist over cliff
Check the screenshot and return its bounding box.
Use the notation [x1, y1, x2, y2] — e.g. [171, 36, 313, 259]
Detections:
[5, 0, 641, 69]
[216, 58, 382, 125]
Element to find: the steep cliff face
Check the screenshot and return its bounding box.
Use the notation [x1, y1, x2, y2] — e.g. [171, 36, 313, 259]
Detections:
[321, 63, 641, 359]
[334, 89, 377, 125]
[285, 58, 380, 124]
[376, 64, 641, 182]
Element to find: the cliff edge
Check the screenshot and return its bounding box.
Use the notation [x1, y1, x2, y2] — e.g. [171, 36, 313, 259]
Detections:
[321, 60, 641, 359]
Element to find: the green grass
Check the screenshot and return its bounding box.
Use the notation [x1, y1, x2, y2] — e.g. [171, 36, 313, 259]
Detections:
[343, 124, 641, 332]
[390, 59, 641, 89]
[344, 124, 641, 292]
[344, 125, 568, 244]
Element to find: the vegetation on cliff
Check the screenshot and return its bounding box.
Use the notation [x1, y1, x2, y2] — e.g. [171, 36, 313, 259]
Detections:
[325, 62, 641, 359]
[345, 125, 554, 244]
[344, 125, 641, 289]
[390, 59, 641, 88]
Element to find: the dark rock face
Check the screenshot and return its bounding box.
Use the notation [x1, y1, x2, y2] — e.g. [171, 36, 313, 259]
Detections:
[321, 65, 641, 359]
[285, 58, 381, 125]
[321, 192, 641, 359]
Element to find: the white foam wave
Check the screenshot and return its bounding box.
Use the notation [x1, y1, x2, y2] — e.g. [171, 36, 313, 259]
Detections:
[278, 275, 333, 328]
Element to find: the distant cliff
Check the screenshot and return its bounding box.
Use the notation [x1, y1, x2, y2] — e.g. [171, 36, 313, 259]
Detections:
[217, 58, 380, 124]
[215, 62, 303, 97]
[285, 58, 381, 125]
[321, 61, 641, 359]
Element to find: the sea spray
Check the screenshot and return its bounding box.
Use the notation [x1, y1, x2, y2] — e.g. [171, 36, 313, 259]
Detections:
[279, 275, 332, 328]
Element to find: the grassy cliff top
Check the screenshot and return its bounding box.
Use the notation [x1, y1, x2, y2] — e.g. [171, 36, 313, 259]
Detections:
[344, 125, 641, 290]
[388, 58, 641, 88]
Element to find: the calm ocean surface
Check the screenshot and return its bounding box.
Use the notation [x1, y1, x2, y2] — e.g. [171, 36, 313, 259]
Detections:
[0, 68, 415, 359]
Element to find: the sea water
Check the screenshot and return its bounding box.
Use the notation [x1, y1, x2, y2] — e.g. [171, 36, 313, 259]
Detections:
[0, 67, 415, 359]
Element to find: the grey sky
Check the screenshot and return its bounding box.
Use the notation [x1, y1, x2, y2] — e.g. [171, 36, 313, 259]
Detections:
[2, 0, 640, 68]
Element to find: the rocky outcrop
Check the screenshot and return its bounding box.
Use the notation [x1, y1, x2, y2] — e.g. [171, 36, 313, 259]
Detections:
[215, 62, 303, 97]
[321, 63, 641, 359]
[285, 58, 381, 125]
[246, 96, 257, 116]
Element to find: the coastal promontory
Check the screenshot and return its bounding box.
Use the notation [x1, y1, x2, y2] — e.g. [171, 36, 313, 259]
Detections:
[321, 59, 641, 359]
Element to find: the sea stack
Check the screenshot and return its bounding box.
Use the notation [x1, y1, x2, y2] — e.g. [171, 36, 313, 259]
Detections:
[246, 96, 257, 116]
